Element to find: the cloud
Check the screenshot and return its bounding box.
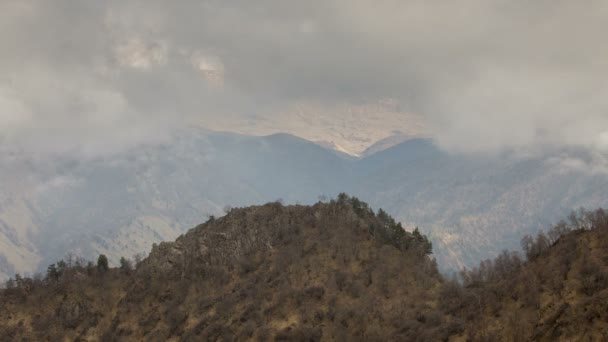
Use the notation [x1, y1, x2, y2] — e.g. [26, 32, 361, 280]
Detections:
[546, 151, 608, 176]
[114, 37, 168, 70]
[0, 0, 607, 159]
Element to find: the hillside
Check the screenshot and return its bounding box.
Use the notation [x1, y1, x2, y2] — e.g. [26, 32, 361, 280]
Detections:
[448, 208, 608, 340]
[0, 196, 451, 341]
[1, 199, 608, 341]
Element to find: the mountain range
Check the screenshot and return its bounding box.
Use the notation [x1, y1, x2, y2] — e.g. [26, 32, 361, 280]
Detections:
[1, 128, 608, 280]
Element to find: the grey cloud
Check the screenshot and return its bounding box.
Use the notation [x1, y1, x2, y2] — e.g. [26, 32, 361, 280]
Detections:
[0, 0, 607, 158]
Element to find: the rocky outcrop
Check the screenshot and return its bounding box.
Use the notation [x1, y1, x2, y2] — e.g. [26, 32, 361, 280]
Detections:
[141, 202, 302, 277]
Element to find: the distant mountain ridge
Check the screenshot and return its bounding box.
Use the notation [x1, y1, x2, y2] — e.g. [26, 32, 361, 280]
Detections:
[1, 128, 608, 279]
[203, 100, 428, 156]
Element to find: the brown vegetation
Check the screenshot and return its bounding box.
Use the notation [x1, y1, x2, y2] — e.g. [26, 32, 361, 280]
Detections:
[449, 208, 608, 341]
[0, 195, 449, 341]
[1, 197, 607, 341]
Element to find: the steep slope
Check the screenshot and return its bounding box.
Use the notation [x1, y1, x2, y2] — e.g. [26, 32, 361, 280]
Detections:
[444, 209, 608, 340]
[0, 198, 455, 341]
[0, 162, 45, 281]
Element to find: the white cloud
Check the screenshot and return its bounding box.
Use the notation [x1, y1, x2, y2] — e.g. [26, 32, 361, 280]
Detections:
[114, 37, 168, 70]
[190, 52, 224, 86]
[0, 87, 31, 131]
[0, 0, 606, 160]
[598, 132, 608, 151]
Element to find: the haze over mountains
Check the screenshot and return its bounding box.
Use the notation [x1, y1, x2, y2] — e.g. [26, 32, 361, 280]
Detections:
[202, 99, 427, 156]
[2, 1, 608, 284]
[2, 128, 608, 280]
[2, 2, 608, 340]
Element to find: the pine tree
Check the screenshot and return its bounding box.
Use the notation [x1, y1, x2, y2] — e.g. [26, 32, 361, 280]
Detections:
[97, 254, 109, 273]
[47, 263, 59, 281]
[120, 257, 132, 273]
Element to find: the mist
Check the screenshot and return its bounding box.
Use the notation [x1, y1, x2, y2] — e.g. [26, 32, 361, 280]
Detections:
[1, 0, 607, 159]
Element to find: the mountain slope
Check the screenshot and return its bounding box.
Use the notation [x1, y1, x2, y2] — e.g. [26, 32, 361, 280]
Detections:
[447, 208, 608, 340]
[0, 130, 349, 280]
[204, 100, 428, 156]
[352, 139, 608, 270]
[2, 200, 607, 341]
[0, 198, 453, 341]
[2, 131, 608, 279]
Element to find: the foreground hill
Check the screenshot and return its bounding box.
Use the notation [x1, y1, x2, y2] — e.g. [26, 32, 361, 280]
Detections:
[0, 197, 452, 341]
[1, 198, 608, 341]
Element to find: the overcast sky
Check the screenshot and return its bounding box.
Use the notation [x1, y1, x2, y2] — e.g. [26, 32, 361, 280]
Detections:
[1, 0, 607, 159]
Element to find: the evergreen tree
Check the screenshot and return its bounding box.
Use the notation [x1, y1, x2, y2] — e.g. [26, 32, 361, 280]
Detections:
[120, 257, 132, 273]
[57, 260, 67, 276]
[97, 254, 109, 273]
[47, 263, 59, 281]
[413, 228, 433, 255]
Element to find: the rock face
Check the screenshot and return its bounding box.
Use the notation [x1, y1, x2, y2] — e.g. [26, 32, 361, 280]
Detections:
[143, 204, 286, 277]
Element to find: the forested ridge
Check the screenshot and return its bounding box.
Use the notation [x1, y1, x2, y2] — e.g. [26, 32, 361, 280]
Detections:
[1, 195, 607, 341]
